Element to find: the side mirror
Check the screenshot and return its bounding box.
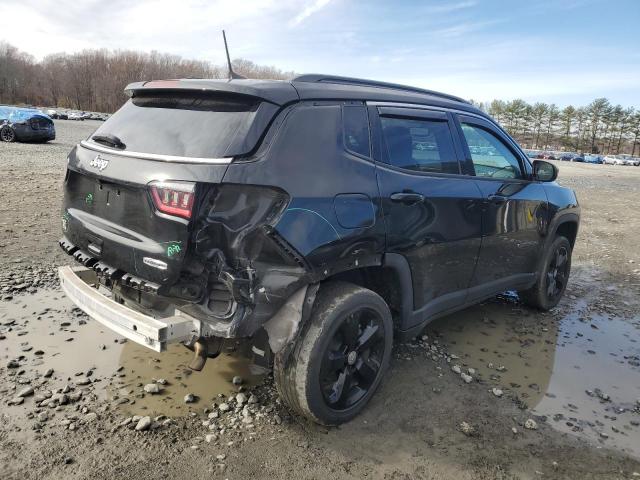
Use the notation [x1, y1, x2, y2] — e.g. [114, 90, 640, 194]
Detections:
[533, 160, 558, 182]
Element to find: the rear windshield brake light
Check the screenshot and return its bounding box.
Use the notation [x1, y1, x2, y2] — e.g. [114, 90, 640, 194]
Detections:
[149, 181, 195, 219]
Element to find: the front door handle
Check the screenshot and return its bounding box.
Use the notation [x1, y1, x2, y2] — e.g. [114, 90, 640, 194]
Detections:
[390, 192, 425, 205]
[487, 194, 508, 204]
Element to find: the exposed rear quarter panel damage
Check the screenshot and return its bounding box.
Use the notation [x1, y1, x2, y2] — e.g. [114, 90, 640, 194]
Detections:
[196, 103, 385, 337]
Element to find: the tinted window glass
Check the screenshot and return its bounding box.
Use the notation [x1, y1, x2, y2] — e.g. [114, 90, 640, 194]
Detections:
[461, 123, 522, 179]
[9, 109, 31, 121]
[343, 105, 370, 157]
[380, 117, 459, 174]
[90, 92, 261, 158]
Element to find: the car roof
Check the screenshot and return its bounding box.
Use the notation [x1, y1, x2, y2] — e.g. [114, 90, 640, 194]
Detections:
[124, 74, 485, 117]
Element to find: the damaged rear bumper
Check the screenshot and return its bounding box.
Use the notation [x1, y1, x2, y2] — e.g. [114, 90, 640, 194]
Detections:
[58, 265, 200, 352]
[58, 234, 312, 340]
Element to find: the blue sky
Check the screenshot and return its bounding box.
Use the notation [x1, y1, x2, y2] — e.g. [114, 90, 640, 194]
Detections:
[1, 0, 638, 106]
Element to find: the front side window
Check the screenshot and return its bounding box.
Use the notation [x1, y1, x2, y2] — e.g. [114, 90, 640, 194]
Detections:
[461, 123, 522, 179]
[380, 117, 459, 174]
[343, 105, 370, 157]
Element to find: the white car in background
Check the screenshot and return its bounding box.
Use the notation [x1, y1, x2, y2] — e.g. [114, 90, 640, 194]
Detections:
[68, 111, 84, 121]
[621, 156, 640, 166]
[603, 155, 624, 165]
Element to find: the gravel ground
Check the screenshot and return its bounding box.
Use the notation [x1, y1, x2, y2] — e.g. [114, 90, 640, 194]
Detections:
[1, 120, 640, 479]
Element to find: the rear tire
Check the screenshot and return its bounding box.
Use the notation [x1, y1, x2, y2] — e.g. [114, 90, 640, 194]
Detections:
[274, 281, 393, 425]
[0, 126, 16, 142]
[520, 235, 572, 310]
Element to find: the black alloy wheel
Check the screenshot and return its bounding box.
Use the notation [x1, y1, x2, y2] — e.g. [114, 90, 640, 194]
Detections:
[0, 126, 16, 142]
[319, 308, 386, 411]
[274, 281, 393, 425]
[546, 245, 569, 301]
[519, 235, 572, 311]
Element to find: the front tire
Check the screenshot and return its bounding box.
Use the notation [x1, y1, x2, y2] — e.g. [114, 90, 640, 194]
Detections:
[0, 126, 16, 142]
[274, 281, 393, 425]
[520, 235, 572, 310]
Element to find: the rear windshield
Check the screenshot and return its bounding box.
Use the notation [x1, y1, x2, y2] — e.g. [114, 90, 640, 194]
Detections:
[6, 109, 47, 122]
[89, 91, 262, 159]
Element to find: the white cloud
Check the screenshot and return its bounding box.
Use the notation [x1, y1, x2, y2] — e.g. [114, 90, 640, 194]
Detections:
[432, 19, 505, 38]
[0, 0, 637, 105]
[425, 1, 477, 14]
[289, 0, 333, 27]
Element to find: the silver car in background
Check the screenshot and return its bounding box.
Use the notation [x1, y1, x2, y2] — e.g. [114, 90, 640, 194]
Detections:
[603, 155, 625, 165]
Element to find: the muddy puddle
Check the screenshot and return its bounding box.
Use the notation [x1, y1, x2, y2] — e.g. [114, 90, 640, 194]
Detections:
[3, 287, 638, 456]
[427, 296, 640, 458]
[0, 289, 264, 417]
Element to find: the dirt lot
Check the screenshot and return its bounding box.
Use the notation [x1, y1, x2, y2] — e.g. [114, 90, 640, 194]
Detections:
[1, 120, 639, 480]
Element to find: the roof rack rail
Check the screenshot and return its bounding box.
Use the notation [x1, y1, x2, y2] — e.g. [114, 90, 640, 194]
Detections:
[292, 74, 469, 104]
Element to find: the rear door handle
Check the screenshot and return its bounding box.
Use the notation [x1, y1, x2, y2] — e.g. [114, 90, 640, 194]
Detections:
[487, 194, 508, 204]
[390, 192, 425, 205]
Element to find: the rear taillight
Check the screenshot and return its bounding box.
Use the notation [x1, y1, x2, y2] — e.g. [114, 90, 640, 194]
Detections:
[149, 181, 195, 219]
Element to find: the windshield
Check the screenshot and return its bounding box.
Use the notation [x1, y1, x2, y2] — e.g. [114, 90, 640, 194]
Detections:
[89, 91, 263, 159]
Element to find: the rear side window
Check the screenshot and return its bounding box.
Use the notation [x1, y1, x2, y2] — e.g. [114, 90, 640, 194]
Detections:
[89, 91, 265, 159]
[460, 123, 523, 179]
[342, 105, 370, 157]
[380, 117, 459, 174]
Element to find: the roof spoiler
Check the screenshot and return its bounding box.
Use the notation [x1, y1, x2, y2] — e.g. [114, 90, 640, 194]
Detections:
[123, 79, 298, 106]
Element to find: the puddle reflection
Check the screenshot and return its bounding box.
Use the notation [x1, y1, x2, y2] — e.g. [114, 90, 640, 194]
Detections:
[0, 289, 264, 418]
[427, 296, 640, 458]
[109, 341, 264, 417]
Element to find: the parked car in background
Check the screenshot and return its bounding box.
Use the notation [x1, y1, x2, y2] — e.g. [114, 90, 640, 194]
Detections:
[45, 109, 59, 119]
[0, 106, 55, 142]
[68, 111, 84, 121]
[560, 153, 576, 161]
[543, 152, 558, 160]
[584, 154, 603, 164]
[617, 155, 640, 166]
[603, 155, 624, 165]
[571, 155, 585, 162]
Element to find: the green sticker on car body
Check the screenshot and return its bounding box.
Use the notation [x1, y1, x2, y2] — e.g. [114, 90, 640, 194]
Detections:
[167, 242, 182, 258]
[85, 193, 94, 206]
[62, 211, 70, 232]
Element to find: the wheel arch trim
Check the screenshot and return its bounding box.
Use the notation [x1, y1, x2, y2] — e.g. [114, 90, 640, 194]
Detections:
[381, 253, 414, 330]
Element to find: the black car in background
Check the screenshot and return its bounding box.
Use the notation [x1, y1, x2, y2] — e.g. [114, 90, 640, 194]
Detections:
[57, 75, 580, 425]
[0, 106, 55, 142]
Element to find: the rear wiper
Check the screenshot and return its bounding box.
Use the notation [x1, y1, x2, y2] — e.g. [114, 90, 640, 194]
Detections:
[92, 133, 126, 150]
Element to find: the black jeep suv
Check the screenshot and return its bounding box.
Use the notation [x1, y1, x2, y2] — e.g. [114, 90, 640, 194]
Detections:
[58, 75, 579, 425]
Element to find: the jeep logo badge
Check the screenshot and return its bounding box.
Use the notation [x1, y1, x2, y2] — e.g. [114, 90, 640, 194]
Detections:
[89, 155, 109, 171]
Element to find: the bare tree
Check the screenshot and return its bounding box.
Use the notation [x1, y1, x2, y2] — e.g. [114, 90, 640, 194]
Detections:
[0, 42, 294, 113]
[2, 42, 639, 154]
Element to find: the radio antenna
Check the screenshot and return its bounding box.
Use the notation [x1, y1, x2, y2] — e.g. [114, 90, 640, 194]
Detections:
[223, 30, 246, 80]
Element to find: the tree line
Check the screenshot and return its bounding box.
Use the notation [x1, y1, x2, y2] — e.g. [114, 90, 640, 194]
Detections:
[472, 98, 640, 156]
[0, 42, 294, 114]
[2, 41, 638, 156]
